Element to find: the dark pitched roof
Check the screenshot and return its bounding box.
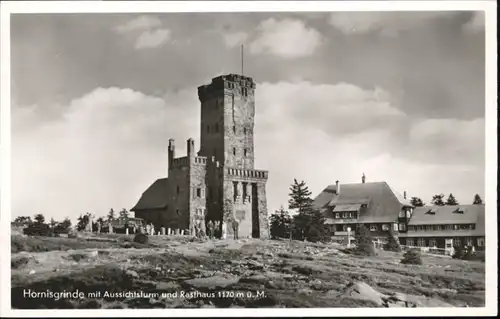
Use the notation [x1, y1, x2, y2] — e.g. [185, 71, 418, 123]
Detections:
[313, 181, 412, 223]
[408, 204, 485, 235]
[131, 178, 169, 211]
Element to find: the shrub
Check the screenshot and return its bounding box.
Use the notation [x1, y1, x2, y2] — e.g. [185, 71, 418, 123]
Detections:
[133, 233, 148, 244]
[354, 225, 376, 256]
[401, 248, 423, 265]
[383, 228, 402, 252]
[23, 224, 54, 237]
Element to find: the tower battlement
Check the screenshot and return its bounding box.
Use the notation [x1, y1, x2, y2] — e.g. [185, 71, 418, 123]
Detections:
[198, 74, 256, 101]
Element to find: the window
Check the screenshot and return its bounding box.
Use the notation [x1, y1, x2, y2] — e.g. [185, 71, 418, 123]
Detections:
[454, 238, 461, 247]
[399, 210, 405, 218]
[453, 224, 459, 230]
[407, 239, 415, 247]
[370, 224, 378, 231]
[233, 147, 236, 156]
[477, 237, 485, 247]
[471, 224, 476, 230]
[244, 127, 247, 134]
[433, 225, 440, 231]
[196, 188, 201, 198]
[399, 223, 406, 231]
[244, 149, 248, 157]
[176, 186, 180, 194]
[382, 224, 389, 231]
[425, 225, 432, 232]
[242, 182, 248, 199]
[233, 181, 238, 200]
[429, 239, 437, 247]
[417, 238, 426, 247]
[233, 126, 236, 134]
[446, 225, 453, 230]
[393, 223, 398, 231]
[207, 125, 210, 133]
[335, 213, 340, 219]
[406, 210, 411, 218]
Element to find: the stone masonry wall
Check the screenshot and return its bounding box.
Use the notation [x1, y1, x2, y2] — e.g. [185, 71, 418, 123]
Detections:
[167, 159, 191, 230]
[189, 157, 208, 233]
[223, 86, 255, 170]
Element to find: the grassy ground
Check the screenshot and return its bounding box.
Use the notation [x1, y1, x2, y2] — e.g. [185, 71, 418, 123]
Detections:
[11, 234, 485, 309]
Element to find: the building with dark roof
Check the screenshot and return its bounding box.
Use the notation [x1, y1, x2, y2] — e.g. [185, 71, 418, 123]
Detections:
[131, 74, 269, 238]
[313, 176, 486, 250]
[313, 177, 414, 239]
[398, 204, 485, 250]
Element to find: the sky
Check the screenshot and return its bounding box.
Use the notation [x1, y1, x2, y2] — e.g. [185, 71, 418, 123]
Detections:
[10, 11, 486, 223]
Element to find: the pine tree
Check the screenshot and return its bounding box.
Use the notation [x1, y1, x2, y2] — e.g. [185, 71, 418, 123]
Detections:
[34, 213, 45, 225]
[431, 194, 445, 206]
[410, 197, 425, 207]
[445, 193, 459, 205]
[473, 194, 483, 205]
[270, 207, 291, 239]
[77, 212, 92, 231]
[288, 179, 313, 214]
[383, 228, 402, 252]
[354, 224, 376, 256]
[288, 179, 328, 242]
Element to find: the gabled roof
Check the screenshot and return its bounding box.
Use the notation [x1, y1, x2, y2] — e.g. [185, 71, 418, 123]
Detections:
[131, 178, 169, 211]
[408, 204, 485, 231]
[313, 181, 412, 223]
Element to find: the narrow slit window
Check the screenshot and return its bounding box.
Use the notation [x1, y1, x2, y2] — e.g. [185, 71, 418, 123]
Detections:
[233, 126, 236, 134]
[233, 147, 236, 156]
[244, 149, 248, 157]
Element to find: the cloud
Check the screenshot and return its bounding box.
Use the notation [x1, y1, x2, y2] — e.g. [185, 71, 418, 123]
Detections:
[406, 117, 485, 165]
[12, 87, 199, 222]
[250, 18, 323, 58]
[11, 81, 484, 223]
[329, 12, 459, 37]
[463, 11, 485, 34]
[114, 15, 172, 50]
[114, 15, 162, 33]
[135, 28, 171, 49]
[223, 31, 248, 48]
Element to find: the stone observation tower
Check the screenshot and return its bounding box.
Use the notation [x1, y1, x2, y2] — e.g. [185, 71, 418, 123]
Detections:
[131, 74, 269, 239]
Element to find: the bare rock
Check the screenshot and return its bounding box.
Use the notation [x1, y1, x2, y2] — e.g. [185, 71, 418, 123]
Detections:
[184, 275, 239, 290]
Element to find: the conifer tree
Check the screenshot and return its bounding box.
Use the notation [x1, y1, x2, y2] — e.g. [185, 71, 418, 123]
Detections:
[383, 228, 402, 252]
[354, 224, 376, 256]
[431, 194, 446, 206]
[410, 197, 425, 207]
[445, 193, 459, 206]
[473, 194, 483, 205]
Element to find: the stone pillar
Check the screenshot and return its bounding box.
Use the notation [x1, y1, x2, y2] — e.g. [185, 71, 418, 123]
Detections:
[222, 222, 227, 239]
[167, 228, 171, 235]
[109, 224, 113, 234]
[161, 227, 166, 235]
[125, 228, 129, 235]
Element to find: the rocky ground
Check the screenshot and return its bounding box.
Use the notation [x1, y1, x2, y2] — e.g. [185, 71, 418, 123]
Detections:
[11, 233, 485, 308]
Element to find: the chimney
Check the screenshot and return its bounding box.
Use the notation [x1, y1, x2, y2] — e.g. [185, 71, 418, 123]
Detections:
[404, 191, 407, 200]
[168, 139, 175, 170]
[335, 180, 340, 195]
[187, 138, 195, 157]
[362, 173, 366, 184]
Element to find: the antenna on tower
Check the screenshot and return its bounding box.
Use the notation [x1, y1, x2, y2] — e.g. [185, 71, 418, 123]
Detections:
[241, 44, 244, 76]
